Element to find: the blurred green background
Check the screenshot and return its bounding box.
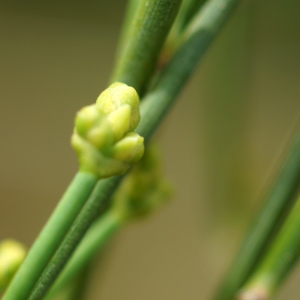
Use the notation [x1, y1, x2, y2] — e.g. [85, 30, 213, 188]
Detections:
[0, 0, 300, 299]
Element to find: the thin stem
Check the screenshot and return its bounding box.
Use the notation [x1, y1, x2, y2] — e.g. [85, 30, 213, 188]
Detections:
[25, 0, 242, 297]
[44, 211, 121, 299]
[158, 0, 207, 70]
[52, 264, 91, 300]
[113, 0, 141, 62]
[110, 0, 182, 95]
[2, 172, 98, 300]
[62, 267, 90, 300]
[178, 0, 207, 32]
[137, 0, 242, 140]
[28, 176, 123, 300]
[238, 192, 300, 300]
[214, 128, 300, 300]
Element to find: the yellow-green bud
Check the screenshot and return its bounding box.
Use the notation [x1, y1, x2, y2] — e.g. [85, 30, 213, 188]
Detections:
[96, 82, 140, 131]
[109, 132, 145, 164]
[0, 239, 26, 292]
[71, 82, 144, 178]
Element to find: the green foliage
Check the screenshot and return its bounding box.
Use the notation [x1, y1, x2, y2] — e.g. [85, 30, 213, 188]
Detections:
[5, 1, 300, 300]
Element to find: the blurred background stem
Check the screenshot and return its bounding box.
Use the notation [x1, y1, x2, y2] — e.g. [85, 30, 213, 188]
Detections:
[238, 191, 300, 300]
[214, 127, 300, 300]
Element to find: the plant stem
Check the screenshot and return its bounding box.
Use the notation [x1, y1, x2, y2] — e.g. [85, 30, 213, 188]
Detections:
[3, 172, 98, 300]
[237, 192, 300, 300]
[22, 0, 241, 297]
[162, 0, 207, 57]
[178, 0, 207, 32]
[58, 265, 91, 300]
[214, 128, 300, 300]
[137, 0, 242, 140]
[110, 0, 182, 95]
[44, 211, 122, 299]
[28, 176, 123, 300]
[63, 268, 90, 300]
[113, 0, 141, 62]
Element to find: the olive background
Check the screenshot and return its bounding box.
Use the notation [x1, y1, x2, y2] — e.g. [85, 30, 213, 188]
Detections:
[0, 0, 300, 299]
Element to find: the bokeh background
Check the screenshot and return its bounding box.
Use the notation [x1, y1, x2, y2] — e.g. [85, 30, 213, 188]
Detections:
[1, 0, 300, 299]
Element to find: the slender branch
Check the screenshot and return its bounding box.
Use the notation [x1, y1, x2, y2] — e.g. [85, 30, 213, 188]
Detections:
[2, 172, 98, 300]
[28, 176, 123, 300]
[54, 264, 92, 300]
[25, 1, 242, 298]
[113, 0, 141, 62]
[214, 128, 300, 300]
[44, 211, 121, 299]
[237, 191, 300, 300]
[110, 0, 182, 95]
[178, 0, 207, 32]
[161, 0, 207, 59]
[137, 0, 242, 140]
[44, 143, 168, 299]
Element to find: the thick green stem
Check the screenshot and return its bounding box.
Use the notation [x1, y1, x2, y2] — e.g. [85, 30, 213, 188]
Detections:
[111, 0, 182, 95]
[44, 211, 121, 299]
[24, 0, 241, 297]
[214, 128, 300, 300]
[3, 172, 98, 300]
[238, 192, 300, 300]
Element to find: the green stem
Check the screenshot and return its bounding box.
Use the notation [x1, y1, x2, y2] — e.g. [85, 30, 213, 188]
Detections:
[44, 211, 122, 300]
[178, 0, 207, 32]
[65, 270, 90, 300]
[28, 176, 123, 300]
[137, 0, 242, 140]
[24, 0, 241, 297]
[110, 0, 182, 95]
[214, 128, 300, 300]
[238, 192, 300, 300]
[113, 0, 141, 62]
[3, 172, 98, 300]
[162, 0, 207, 53]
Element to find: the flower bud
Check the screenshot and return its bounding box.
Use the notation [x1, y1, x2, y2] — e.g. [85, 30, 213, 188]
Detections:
[0, 239, 26, 292]
[71, 82, 144, 178]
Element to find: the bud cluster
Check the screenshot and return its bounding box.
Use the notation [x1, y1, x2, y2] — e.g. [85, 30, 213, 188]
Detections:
[0, 239, 26, 292]
[72, 82, 144, 178]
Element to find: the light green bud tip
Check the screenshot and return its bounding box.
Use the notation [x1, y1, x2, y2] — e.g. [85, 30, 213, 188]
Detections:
[112, 144, 172, 222]
[71, 82, 144, 178]
[0, 239, 26, 292]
